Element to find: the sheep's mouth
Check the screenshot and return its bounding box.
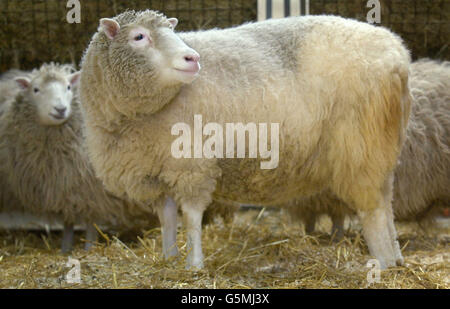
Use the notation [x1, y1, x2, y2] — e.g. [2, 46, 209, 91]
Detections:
[174, 68, 200, 75]
[50, 113, 66, 120]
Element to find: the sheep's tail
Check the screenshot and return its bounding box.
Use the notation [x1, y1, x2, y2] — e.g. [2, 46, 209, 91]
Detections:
[398, 67, 413, 148]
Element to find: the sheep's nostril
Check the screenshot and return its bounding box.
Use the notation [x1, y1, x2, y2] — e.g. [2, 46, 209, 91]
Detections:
[55, 107, 67, 115]
[184, 54, 200, 63]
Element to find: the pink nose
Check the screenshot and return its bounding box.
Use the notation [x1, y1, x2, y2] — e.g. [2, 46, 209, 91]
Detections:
[184, 54, 200, 63]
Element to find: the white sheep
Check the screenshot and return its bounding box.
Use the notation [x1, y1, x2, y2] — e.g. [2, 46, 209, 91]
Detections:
[80, 11, 411, 269]
[0, 63, 159, 252]
[286, 59, 450, 234]
[0, 70, 30, 114]
[0, 70, 31, 217]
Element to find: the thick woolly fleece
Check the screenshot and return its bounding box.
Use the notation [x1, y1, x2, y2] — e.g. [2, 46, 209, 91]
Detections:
[0, 70, 31, 212]
[80, 11, 411, 268]
[0, 63, 155, 232]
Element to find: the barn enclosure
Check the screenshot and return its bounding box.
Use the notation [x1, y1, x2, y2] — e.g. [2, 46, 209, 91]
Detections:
[0, 0, 449, 73]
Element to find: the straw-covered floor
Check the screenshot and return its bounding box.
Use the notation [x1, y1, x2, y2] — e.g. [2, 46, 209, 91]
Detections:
[0, 208, 448, 289]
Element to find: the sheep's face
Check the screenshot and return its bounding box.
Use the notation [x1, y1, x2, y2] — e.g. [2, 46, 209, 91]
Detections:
[100, 16, 201, 87]
[15, 72, 80, 126]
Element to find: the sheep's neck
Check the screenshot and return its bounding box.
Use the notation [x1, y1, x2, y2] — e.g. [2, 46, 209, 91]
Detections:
[105, 83, 181, 127]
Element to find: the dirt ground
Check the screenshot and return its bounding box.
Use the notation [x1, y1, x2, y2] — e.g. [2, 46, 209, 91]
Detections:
[0, 208, 448, 289]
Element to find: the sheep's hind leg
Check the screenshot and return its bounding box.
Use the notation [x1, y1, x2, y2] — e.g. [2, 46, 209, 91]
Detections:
[375, 173, 404, 266]
[61, 223, 74, 253]
[84, 223, 98, 251]
[358, 205, 397, 269]
[382, 177, 403, 266]
[386, 205, 403, 266]
[156, 197, 179, 259]
[331, 213, 345, 241]
[182, 205, 205, 269]
[303, 212, 316, 235]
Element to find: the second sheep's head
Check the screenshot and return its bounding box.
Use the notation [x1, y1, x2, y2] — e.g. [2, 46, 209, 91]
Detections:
[99, 11, 201, 87]
[14, 64, 80, 126]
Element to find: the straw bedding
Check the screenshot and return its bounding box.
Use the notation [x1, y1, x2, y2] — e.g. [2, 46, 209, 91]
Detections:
[0, 208, 448, 289]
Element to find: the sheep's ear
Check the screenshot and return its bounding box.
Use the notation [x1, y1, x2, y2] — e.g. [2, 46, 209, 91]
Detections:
[69, 71, 81, 86]
[168, 18, 178, 29]
[14, 77, 31, 90]
[99, 18, 120, 40]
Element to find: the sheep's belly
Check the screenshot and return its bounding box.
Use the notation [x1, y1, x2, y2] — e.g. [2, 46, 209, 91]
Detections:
[214, 156, 324, 205]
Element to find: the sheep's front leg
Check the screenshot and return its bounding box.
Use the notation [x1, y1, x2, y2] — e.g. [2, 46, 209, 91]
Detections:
[61, 223, 74, 253]
[84, 223, 98, 251]
[182, 205, 205, 269]
[156, 197, 178, 258]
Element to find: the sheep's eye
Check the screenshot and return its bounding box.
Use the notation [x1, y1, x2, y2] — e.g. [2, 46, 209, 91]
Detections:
[134, 34, 144, 41]
[67, 85, 71, 91]
[33, 88, 39, 93]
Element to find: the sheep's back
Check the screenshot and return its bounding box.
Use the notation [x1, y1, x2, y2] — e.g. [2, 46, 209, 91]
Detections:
[177, 15, 411, 205]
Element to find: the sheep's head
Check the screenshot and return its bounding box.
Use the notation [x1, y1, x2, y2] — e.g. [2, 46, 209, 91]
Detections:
[99, 10, 200, 88]
[15, 64, 80, 126]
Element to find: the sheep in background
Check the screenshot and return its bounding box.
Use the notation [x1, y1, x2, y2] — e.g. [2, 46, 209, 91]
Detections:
[203, 201, 239, 225]
[283, 191, 351, 239]
[0, 70, 30, 217]
[0, 80, 18, 114]
[392, 59, 450, 221]
[0, 63, 162, 252]
[80, 11, 411, 269]
[0, 69, 29, 81]
[0, 70, 31, 115]
[0, 170, 23, 215]
[286, 59, 450, 236]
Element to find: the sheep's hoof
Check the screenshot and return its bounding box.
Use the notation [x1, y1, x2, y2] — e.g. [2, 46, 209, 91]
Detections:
[84, 242, 94, 251]
[164, 247, 179, 259]
[395, 254, 405, 267]
[396, 258, 404, 267]
[61, 243, 73, 254]
[185, 263, 204, 271]
[393, 241, 404, 266]
[378, 257, 397, 270]
[331, 231, 345, 242]
[185, 257, 204, 270]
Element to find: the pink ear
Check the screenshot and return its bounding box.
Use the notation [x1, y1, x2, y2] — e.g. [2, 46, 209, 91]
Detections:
[69, 72, 81, 86]
[168, 18, 178, 29]
[14, 77, 31, 90]
[99, 18, 120, 40]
